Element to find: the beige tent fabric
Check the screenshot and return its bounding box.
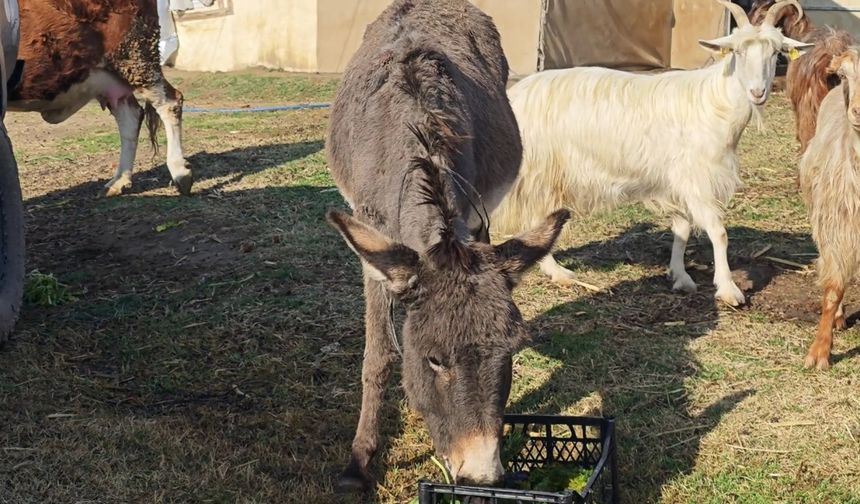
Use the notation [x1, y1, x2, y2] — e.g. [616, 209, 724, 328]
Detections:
[671, 0, 728, 69]
[540, 0, 674, 71]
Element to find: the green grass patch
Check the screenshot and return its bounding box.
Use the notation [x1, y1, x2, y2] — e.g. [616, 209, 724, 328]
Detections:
[24, 270, 76, 306]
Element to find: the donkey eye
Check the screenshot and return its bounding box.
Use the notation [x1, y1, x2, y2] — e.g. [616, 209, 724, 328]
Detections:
[427, 356, 445, 371]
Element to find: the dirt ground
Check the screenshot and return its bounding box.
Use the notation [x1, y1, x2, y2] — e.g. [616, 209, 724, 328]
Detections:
[0, 69, 858, 504]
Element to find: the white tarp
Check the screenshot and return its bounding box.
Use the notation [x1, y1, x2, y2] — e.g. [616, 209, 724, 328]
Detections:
[158, 0, 217, 65]
[158, 0, 178, 65]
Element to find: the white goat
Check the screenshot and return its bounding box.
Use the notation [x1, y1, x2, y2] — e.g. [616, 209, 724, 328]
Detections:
[492, 0, 811, 306]
[798, 47, 860, 370]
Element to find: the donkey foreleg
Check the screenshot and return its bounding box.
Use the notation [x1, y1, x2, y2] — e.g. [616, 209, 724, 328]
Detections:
[337, 272, 399, 492]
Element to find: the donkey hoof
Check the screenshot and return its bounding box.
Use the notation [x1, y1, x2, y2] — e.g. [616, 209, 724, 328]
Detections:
[335, 463, 372, 493]
[335, 472, 371, 494]
[172, 171, 194, 196]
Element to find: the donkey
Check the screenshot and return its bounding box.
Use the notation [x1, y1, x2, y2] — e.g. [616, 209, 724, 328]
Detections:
[326, 0, 569, 491]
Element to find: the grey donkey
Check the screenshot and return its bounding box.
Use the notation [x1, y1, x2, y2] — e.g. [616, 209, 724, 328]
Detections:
[326, 0, 570, 492]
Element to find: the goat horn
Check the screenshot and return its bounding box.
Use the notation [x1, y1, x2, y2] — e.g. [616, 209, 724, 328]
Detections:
[763, 0, 803, 27]
[717, 0, 750, 29]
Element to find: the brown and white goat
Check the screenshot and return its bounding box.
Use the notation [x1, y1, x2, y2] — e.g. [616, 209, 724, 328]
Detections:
[798, 47, 860, 370]
[750, 0, 853, 153]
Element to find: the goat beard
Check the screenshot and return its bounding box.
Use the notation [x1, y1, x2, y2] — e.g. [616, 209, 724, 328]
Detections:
[751, 103, 766, 132]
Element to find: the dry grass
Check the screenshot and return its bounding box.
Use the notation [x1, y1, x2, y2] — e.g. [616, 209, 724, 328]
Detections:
[0, 69, 858, 504]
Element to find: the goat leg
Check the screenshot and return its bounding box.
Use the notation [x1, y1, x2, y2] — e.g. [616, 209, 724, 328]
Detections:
[670, 216, 697, 293]
[805, 283, 844, 371]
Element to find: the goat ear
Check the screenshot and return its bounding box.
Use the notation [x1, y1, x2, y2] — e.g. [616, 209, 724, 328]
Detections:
[699, 36, 735, 53]
[494, 209, 571, 285]
[781, 37, 814, 55]
[827, 54, 845, 74]
[327, 210, 419, 294]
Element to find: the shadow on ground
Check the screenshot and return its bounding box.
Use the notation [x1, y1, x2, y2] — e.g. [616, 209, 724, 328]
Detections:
[508, 223, 834, 502]
[1, 139, 411, 503]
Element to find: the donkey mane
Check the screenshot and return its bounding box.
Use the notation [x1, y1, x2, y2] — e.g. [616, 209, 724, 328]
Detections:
[399, 49, 478, 272]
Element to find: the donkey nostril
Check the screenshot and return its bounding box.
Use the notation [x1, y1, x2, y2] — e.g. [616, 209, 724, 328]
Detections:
[852, 107, 860, 117]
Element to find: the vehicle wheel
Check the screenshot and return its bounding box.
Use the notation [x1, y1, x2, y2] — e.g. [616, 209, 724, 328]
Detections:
[0, 123, 24, 344]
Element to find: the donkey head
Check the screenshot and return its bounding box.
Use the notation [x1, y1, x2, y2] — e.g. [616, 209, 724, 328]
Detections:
[328, 147, 569, 486]
[699, 0, 813, 106]
[827, 47, 860, 130]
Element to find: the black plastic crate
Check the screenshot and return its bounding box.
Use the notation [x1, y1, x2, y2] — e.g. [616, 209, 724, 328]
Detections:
[418, 415, 617, 504]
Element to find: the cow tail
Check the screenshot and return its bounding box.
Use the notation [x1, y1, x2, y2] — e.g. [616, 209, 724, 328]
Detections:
[144, 101, 160, 155]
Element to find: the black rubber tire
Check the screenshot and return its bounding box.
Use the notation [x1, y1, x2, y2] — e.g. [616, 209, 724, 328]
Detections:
[0, 123, 24, 344]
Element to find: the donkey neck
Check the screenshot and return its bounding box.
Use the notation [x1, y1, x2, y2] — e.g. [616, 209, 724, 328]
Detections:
[397, 170, 475, 254]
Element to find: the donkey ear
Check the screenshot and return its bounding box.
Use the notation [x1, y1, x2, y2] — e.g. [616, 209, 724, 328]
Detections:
[327, 210, 419, 294]
[494, 209, 571, 284]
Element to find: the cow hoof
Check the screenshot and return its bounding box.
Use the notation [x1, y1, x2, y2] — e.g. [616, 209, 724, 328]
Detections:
[172, 172, 194, 196]
[335, 466, 372, 493]
[102, 178, 132, 197]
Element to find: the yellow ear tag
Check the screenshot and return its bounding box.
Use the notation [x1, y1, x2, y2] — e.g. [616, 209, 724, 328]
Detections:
[720, 47, 731, 57]
[789, 48, 801, 61]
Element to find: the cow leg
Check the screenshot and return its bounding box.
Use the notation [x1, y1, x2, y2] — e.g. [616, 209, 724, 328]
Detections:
[806, 283, 845, 371]
[138, 81, 193, 195]
[337, 271, 398, 493]
[103, 97, 144, 197]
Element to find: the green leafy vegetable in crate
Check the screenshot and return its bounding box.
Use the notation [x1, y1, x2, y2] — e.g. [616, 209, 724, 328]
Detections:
[524, 464, 592, 493]
[414, 428, 593, 501]
[502, 427, 592, 493]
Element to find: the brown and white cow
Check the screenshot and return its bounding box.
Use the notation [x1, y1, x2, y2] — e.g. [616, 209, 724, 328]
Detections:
[8, 0, 192, 196]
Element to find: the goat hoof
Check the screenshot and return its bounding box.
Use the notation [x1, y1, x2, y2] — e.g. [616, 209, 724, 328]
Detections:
[715, 284, 745, 306]
[551, 275, 576, 287]
[804, 345, 831, 371]
[172, 171, 194, 196]
[672, 275, 697, 293]
[835, 316, 847, 331]
[101, 177, 132, 198]
[335, 467, 372, 493]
